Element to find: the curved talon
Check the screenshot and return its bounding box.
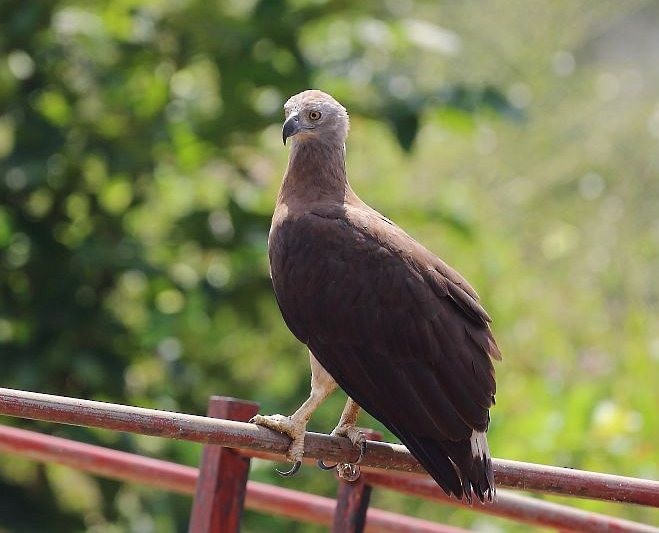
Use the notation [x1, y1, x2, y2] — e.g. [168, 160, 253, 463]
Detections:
[317, 458, 338, 471]
[276, 460, 301, 477]
[354, 440, 368, 465]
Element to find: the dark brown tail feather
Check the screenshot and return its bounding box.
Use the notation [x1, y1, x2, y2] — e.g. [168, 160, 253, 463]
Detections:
[397, 432, 495, 503]
[440, 438, 495, 503]
[399, 433, 464, 499]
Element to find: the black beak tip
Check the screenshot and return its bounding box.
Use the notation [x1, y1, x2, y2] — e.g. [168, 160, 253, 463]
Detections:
[282, 115, 299, 146]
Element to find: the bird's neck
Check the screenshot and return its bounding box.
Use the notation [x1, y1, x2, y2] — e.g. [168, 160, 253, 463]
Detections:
[278, 139, 354, 206]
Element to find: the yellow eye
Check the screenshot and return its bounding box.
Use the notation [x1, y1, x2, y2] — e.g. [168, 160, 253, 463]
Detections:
[309, 110, 322, 121]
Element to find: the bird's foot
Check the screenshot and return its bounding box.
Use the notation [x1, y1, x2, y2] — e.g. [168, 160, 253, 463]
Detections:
[317, 424, 367, 481]
[250, 414, 306, 476]
[332, 423, 367, 464]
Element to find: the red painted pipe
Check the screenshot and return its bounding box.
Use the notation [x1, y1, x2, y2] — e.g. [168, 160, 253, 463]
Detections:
[0, 423, 195, 493]
[364, 471, 659, 533]
[246, 480, 467, 533]
[0, 387, 657, 506]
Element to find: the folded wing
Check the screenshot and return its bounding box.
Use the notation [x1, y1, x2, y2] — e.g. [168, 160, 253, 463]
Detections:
[269, 206, 500, 500]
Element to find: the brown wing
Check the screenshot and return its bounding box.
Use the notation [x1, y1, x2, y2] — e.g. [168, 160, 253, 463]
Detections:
[269, 207, 499, 500]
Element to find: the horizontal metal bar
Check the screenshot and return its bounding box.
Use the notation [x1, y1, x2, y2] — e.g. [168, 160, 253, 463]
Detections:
[0, 424, 463, 533]
[0, 387, 657, 506]
[0, 423, 195, 493]
[364, 471, 659, 533]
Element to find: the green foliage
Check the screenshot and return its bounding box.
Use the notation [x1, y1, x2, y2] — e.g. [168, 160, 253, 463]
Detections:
[1, 0, 658, 530]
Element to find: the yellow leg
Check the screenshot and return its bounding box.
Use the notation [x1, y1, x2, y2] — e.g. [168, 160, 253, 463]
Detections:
[251, 351, 337, 467]
[331, 397, 366, 462]
[334, 398, 361, 433]
[315, 397, 367, 481]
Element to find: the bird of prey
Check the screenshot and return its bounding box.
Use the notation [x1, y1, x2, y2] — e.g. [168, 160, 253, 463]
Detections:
[251, 90, 501, 502]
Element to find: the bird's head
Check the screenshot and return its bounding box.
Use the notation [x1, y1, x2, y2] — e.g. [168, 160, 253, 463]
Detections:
[282, 90, 349, 146]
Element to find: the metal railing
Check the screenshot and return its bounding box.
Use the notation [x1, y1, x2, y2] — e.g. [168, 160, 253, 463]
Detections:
[0, 387, 657, 532]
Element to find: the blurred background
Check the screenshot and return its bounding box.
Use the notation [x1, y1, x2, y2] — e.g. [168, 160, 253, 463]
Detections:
[1, 0, 658, 531]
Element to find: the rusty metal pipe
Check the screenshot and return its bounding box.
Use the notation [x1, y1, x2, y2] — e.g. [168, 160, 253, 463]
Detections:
[0, 387, 657, 506]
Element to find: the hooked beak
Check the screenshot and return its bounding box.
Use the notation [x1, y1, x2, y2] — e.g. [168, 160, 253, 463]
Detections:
[282, 113, 301, 145]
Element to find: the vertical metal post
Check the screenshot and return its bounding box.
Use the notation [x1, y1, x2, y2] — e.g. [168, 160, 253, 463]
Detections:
[188, 396, 259, 533]
[332, 429, 382, 533]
